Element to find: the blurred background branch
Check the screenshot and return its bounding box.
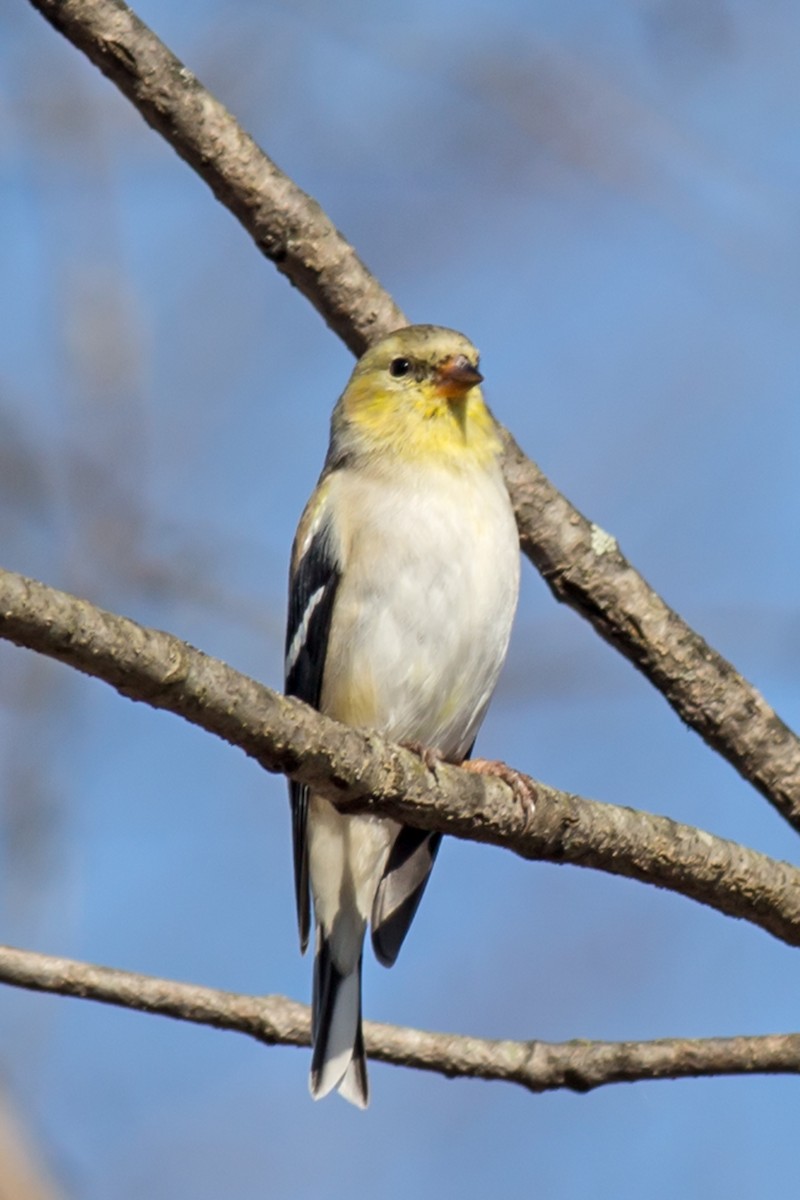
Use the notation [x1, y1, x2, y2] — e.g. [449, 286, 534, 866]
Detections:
[0, 1086, 64, 1200]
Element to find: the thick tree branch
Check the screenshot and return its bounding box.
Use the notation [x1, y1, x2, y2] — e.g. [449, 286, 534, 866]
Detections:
[2, 942, 800, 1095]
[2, 565, 800, 949]
[26, 0, 800, 833]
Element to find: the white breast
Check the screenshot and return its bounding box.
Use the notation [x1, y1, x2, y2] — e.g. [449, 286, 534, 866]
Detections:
[322, 460, 520, 760]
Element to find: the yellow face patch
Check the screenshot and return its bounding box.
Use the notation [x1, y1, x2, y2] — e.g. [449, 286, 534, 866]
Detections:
[342, 374, 501, 467]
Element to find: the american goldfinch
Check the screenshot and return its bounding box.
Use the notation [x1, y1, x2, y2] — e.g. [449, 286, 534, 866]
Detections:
[285, 324, 520, 1107]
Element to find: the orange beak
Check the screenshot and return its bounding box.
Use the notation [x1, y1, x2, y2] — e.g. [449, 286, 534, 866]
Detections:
[433, 354, 483, 399]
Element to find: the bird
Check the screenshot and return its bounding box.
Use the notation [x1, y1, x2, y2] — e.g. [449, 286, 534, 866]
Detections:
[284, 324, 521, 1107]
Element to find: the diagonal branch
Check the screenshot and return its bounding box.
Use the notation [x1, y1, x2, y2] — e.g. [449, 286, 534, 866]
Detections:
[26, 0, 800, 833]
[25, 0, 404, 357]
[2, 942, 800, 1095]
[2, 564, 800, 948]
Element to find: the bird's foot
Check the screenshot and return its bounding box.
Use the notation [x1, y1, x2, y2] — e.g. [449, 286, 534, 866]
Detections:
[401, 741, 445, 778]
[461, 759, 537, 825]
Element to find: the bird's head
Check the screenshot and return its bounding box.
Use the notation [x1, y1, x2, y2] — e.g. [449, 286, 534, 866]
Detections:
[334, 325, 502, 467]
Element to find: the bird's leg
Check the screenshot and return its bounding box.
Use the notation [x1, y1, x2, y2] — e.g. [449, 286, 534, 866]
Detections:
[460, 759, 537, 825]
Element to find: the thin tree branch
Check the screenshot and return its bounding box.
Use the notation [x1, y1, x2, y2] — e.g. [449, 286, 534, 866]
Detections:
[2, 942, 800, 1095]
[2, 564, 800, 949]
[25, 0, 404, 358]
[26, 0, 800, 833]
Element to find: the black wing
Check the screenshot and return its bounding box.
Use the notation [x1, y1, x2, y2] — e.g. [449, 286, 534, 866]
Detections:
[370, 827, 442, 967]
[285, 509, 341, 953]
[370, 740, 475, 967]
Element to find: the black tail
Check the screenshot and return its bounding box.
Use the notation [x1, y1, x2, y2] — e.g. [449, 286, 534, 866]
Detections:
[310, 937, 369, 1107]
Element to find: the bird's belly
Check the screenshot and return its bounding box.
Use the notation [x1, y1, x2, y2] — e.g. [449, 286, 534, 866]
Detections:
[322, 469, 519, 760]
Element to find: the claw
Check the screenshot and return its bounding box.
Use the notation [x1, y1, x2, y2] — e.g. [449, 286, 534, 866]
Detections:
[401, 741, 445, 777]
[460, 758, 536, 825]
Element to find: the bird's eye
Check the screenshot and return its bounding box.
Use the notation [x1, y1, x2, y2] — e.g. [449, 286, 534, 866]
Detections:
[389, 357, 412, 378]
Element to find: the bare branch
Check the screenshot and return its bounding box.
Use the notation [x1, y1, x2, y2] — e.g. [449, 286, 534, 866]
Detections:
[26, 0, 800, 832]
[501, 431, 800, 832]
[25, 0, 405, 357]
[2, 564, 800, 948]
[2, 942, 799, 1095]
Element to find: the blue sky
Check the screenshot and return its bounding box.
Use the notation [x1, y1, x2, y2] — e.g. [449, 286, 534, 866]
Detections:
[2, 1, 800, 1196]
